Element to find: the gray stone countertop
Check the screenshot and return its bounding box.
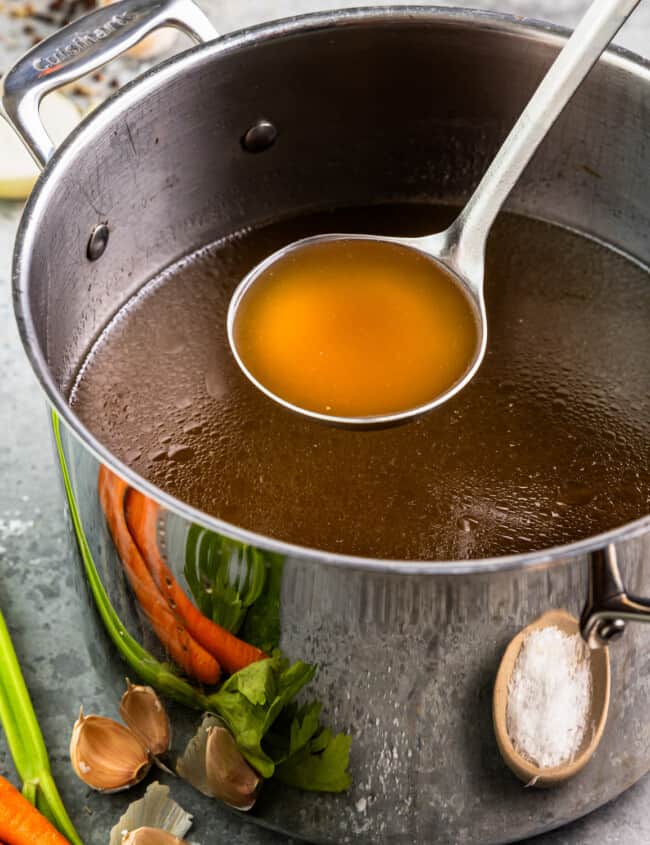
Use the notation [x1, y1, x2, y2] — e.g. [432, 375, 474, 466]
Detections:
[0, 1, 649, 843]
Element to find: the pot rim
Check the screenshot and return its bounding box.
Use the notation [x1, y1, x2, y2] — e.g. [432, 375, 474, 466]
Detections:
[13, 5, 650, 575]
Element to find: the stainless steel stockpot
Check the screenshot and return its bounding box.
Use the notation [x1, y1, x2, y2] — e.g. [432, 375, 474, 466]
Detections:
[4, 2, 650, 842]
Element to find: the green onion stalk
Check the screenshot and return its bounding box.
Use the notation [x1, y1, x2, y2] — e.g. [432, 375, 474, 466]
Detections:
[0, 608, 82, 844]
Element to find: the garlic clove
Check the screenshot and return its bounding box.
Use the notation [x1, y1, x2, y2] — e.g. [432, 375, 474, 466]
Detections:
[177, 715, 261, 810]
[70, 708, 151, 792]
[205, 726, 261, 811]
[110, 782, 193, 845]
[122, 827, 187, 845]
[120, 681, 172, 757]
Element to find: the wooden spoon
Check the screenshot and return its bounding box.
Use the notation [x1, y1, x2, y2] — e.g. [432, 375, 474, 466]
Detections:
[493, 608, 610, 787]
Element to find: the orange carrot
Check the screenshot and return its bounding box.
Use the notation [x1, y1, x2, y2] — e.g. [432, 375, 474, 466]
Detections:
[124, 487, 267, 675]
[98, 465, 221, 686]
[0, 775, 70, 845]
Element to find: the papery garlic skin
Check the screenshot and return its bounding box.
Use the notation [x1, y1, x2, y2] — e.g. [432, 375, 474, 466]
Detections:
[109, 782, 193, 845]
[122, 826, 187, 845]
[120, 682, 172, 757]
[176, 716, 215, 798]
[70, 708, 151, 792]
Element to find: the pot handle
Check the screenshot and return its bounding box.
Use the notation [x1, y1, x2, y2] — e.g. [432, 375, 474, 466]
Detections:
[581, 545, 650, 648]
[1, 0, 217, 167]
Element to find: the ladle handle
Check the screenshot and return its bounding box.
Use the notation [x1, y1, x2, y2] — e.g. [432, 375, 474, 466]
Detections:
[1, 0, 217, 167]
[448, 0, 641, 283]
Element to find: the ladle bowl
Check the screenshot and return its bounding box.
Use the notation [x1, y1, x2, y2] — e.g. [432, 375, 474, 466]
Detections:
[227, 232, 486, 428]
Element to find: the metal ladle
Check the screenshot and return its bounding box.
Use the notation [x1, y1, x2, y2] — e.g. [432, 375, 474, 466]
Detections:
[228, 0, 641, 428]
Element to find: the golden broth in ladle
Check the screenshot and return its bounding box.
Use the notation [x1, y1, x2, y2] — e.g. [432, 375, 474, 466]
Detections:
[232, 239, 479, 418]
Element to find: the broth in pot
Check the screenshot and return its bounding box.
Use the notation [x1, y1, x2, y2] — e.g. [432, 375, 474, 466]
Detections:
[70, 204, 650, 560]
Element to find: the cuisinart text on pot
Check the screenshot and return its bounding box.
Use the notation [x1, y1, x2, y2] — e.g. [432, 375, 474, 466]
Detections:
[32, 12, 135, 73]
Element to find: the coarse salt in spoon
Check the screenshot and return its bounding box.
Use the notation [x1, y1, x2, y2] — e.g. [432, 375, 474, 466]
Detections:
[493, 609, 610, 787]
[228, 0, 641, 428]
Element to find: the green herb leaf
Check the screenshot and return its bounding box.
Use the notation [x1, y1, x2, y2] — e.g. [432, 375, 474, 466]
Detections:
[265, 701, 352, 792]
[289, 701, 322, 755]
[276, 728, 352, 792]
[207, 656, 316, 777]
[233, 658, 277, 707]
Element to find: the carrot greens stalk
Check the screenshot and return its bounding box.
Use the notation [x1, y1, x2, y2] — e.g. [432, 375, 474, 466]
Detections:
[0, 610, 81, 845]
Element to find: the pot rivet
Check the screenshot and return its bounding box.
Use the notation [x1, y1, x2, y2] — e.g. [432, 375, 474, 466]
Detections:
[598, 619, 626, 644]
[87, 223, 109, 261]
[241, 120, 277, 153]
